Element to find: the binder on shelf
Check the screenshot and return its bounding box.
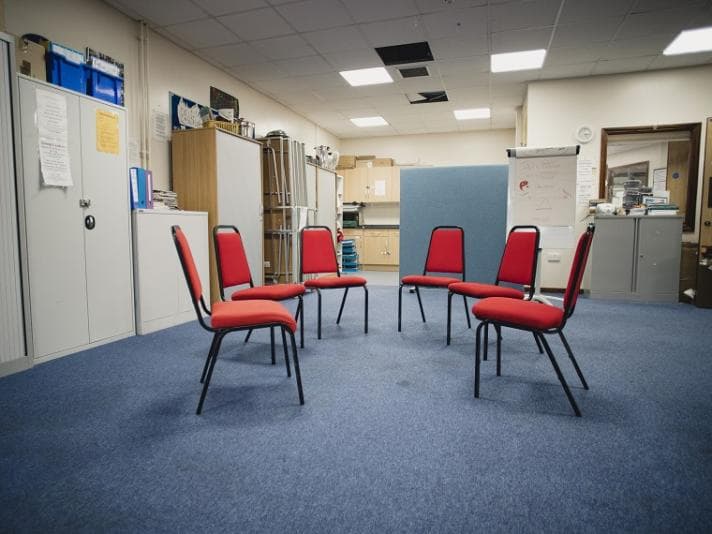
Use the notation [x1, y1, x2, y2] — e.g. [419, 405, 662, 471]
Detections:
[129, 167, 139, 209]
[129, 167, 152, 209]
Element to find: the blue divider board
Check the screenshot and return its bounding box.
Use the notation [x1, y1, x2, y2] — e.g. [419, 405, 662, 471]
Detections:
[399, 165, 508, 283]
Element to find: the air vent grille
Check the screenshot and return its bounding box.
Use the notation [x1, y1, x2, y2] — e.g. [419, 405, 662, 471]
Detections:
[399, 66, 429, 78]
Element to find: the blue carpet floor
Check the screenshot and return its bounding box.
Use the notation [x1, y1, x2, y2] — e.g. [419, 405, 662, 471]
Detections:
[1, 286, 711, 532]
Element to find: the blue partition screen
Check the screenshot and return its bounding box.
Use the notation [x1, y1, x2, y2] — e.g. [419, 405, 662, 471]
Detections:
[399, 165, 508, 282]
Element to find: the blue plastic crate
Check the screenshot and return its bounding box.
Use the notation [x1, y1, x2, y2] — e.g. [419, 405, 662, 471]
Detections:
[46, 51, 85, 93]
[87, 67, 123, 105]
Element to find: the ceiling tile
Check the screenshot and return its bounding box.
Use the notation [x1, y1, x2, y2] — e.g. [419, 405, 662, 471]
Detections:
[162, 18, 239, 49]
[489, 0, 561, 32]
[545, 44, 610, 65]
[632, 0, 706, 12]
[275, 0, 353, 32]
[440, 73, 490, 90]
[396, 77, 445, 93]
[303, 26, 371, 54]
[647, 53, 712, 70]
[219, 7, 293, 40]
[592, 55, 656, 74]
[322, 49, 383, 70]
[414, 0, 489, 14]
[250, 35, 316, 60]
[601, 35, 671, 60]
[273, 55, 335, 76]
[435, 56, 490, 75]
[360, 17, 426, 48]
[420, 6, 488, 40]
[446, 87, 491, 104]
[199, 42, 268, 67]
[559, 0, 635, 23]
[539, 61, 596, 79]
[491, 27, 553, 54]
[229, 62, 290, 81]
[429, 36, 489, 60]
[193, 0, 268, 16]
[551, 17, 624, 49]
[341, 0, 420, 23]
[113, 0, 205, 26]
[615, 6, 703, 40]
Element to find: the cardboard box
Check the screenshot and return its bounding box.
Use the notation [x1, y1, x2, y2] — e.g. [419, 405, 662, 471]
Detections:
[15, 37, 46, 80]
[372, 158, 394, 167]
[337, 154, 356, 169]
[355, 155, 375, 160]
[355, 159, 373, 168]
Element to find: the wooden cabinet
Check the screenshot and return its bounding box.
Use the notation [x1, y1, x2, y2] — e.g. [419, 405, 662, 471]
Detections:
[362, 229, 399, 267]
[342, 166, 400, 203]
[172, 127, 262, 301]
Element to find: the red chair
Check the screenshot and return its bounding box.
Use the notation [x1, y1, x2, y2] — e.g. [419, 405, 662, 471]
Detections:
[447, 225, 541, 347]
[300, 226, 368, 339]
[472, 224, 595, 416]
[214, 225, 305, 353]
[398, 226, 467, 332]
[172, 225, 304, 414]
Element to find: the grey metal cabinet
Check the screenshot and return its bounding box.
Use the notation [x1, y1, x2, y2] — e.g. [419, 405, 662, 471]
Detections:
[592, 215, 682, 302]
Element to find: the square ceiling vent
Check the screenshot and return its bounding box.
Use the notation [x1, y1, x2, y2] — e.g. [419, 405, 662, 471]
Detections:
[399, 66, 430, 79]
[407, 91, 449, 104]
[375, 41, 434, 66]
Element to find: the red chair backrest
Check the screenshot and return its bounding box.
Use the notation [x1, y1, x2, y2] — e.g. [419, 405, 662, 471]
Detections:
[301, 226, 338, 275]
[563, 225, 595, 318]
[497, 226, 540, 286]
[172, 226, 203, 305]
[424, 226, 465, 275]
[214, 226, 252, 289]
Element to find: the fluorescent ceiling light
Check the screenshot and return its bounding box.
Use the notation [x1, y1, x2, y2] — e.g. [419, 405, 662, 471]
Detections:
[664, 26, 712, 55]
[350, 116, 389, 127]
[491, 49, 546, 73]
[454, 108, 491, 120]
[340, 67, 393, 86]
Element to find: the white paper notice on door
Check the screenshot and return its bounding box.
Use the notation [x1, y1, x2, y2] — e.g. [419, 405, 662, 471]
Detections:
[36, 88, 73, 186]
[38, 138, 73, 187]
[374, 179, 386, 197]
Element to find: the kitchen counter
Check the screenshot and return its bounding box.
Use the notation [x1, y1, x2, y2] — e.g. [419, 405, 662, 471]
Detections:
[348, 224, 400, 229]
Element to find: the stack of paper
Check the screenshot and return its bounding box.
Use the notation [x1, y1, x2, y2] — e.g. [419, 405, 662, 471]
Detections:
[152, 190, 178, 210]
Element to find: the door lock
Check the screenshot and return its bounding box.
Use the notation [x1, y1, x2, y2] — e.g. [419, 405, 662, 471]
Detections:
[79, 198, 91, 208]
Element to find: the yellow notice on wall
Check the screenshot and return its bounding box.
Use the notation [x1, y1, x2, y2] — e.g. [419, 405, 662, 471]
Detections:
[96, 110, 119, 155]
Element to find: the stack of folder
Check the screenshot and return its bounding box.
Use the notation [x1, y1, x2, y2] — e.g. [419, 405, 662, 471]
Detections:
[129, 167, 153, 209]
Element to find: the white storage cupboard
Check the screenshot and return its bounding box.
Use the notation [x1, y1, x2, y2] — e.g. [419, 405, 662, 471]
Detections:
[18, 76, 135, 362]
[132, 210, 208, 334]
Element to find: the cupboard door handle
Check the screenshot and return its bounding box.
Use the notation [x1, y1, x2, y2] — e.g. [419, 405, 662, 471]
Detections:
[85, 215, 96, 230]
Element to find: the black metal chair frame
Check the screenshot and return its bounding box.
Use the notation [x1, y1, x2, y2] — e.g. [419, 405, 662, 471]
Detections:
[473, 225, 595, 417]
[299, 225, 368, 340]
[173, 226, 304, 415]
[213, 225, 305, 353]
[398, 225, 468, 332]
[447, 225, 542, 351]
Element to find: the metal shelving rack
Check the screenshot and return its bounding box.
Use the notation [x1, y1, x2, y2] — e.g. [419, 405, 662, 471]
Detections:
[261, 134, 308, 284]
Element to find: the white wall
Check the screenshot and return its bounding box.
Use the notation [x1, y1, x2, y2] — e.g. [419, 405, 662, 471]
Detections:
[5, 0, 339, 190]
[340, 129, 515, 167]
[527, 65, 712, 287]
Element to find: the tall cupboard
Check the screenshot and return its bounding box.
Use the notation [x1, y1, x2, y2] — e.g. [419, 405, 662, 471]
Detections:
[18, 76, 135, 362]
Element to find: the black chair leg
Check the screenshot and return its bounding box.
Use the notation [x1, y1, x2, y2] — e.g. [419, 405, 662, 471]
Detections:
[297, 296, 304, 348]
[281, 327, 291, 377]
[398, 284, 403, 332]
[463, 295, 471, 329]
[336, 288, 349, 324]
[289, 331, 305, 405]
[316, 289, 322, 340]
[538, 333, 581, 417]
[446, 291, 453, 345]
[533, 332, 544, 354]
[559, 331, 588, 390]
[270, 326, 276, 365]
[415, 286, 426, 322]
[244, 329, 253, 343]
[474, 322, 484, 398]
[496, 324, 502, 376]
[197, 332, 226, 415]
[200, 333, 221, 384]
[364, 286, 369, 334]
[483, 322, 489, 361]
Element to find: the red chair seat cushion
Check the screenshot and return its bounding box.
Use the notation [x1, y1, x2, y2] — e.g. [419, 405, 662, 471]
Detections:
[211, 300, 297, 332]
[449, 281, 525, 300]
[304, 275, 367, 289]
[473, 297, 564, 331]
[401, 274, 461, 287]
[231, 283, 305, 301]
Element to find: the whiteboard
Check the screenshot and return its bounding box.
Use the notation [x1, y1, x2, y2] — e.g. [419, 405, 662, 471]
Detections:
[507, 146, 578, 228]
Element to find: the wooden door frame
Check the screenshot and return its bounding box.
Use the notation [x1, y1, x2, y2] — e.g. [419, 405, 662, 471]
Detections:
[599, 123, 702, 232]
